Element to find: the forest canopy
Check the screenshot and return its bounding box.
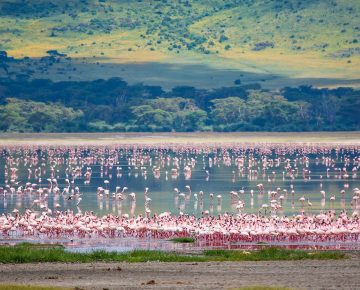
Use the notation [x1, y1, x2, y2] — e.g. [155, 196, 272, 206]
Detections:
[0, 77, 359, 132]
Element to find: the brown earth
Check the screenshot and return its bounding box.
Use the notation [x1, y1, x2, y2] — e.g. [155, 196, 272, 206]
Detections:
[1, 253, 360, 290]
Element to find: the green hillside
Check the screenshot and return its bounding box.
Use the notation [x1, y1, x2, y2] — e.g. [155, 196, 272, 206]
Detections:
[0, 0, 360, 133]
[0, 0, 359, 88]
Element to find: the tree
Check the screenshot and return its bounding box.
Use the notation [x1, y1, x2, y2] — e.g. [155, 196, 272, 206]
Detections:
[245, 91, 269, 123]
[132, 105, 173, 130]
[87, 120, 113, 132]
[174, 109, 207, 131]
[0, 98, 83, 132]
[0, 100, 28, 131]
[150, 97, 196, 112]
[264, 95, 299, 125]
[211, 97, 246, 125]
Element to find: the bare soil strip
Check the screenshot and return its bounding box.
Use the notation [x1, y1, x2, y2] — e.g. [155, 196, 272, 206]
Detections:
[0, 132, 360, 145]
[1, 253, 360, 290]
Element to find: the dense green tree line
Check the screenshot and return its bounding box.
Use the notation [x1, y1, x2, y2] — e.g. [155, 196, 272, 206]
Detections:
[0, 98, 83, 132]
[0, 78, 359, 132]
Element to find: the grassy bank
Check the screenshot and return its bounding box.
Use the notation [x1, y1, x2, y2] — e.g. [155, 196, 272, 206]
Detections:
[0, 243, 346, 264]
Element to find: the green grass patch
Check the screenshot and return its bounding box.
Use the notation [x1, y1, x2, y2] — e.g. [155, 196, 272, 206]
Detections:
[12, 242, 65, 249]
[203, 247, 346, 261]
[0, 285, 73, 290]
[0, 244, 346, 264]
[170, 237, 195, 243]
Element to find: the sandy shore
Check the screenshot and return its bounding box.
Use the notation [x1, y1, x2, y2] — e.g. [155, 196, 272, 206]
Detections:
[1, 253, 360, 290]
[0, 132, 360, 145]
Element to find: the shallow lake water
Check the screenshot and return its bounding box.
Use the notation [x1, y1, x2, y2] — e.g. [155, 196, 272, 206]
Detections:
[0, 144, 359, 250]
[1, 147, 358, 216]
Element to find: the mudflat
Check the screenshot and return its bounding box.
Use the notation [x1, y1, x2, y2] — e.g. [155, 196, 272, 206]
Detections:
[1, 253, 360, 290]
[1, 132, 360, 145]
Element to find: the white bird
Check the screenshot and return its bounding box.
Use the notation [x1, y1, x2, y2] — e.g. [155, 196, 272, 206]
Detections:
[307, 198, 312, 207]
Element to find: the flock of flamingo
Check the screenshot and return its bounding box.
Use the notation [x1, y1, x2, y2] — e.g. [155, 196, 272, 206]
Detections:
[0, 143, 360, 244]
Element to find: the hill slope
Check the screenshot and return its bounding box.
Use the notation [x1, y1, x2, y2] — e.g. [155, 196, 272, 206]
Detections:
[0, 0, 359, 87]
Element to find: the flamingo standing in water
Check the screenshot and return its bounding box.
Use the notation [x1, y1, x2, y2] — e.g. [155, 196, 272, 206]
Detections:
[299, 196, 306, 206]
[307, 198, 312, 207]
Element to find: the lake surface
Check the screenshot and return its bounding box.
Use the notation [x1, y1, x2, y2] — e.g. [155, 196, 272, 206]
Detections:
[1, 144, 359, 218]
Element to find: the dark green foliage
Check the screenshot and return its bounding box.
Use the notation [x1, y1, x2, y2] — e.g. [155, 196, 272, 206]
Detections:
[234, 79, 241, 85]
[203, 247, 346, 261]
[170, 237, 196, 243]
[0, 98, 83, 132]
[0, 77, 359, 132]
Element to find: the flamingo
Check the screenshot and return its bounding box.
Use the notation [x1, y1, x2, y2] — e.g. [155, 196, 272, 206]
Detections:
[307, 198, 312, 207]
[129, 192, 136, 201]
[217, 194, 222, 205]
[299, 196, 306, 206]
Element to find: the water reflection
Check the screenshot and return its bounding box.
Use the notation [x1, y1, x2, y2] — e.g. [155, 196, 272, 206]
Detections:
[0, 145, 359, 218]
[2, 237, 360, 252]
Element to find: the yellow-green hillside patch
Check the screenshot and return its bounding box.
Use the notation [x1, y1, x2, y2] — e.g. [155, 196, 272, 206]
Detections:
[1, 0, 359, 81]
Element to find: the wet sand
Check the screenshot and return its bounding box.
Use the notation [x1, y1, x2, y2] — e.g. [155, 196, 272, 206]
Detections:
[1, 253, 360, 290]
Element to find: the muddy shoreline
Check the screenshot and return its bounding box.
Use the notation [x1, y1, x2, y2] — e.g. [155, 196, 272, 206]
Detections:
[1, 132, 360, 145]
[1, 252, 360, 290]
